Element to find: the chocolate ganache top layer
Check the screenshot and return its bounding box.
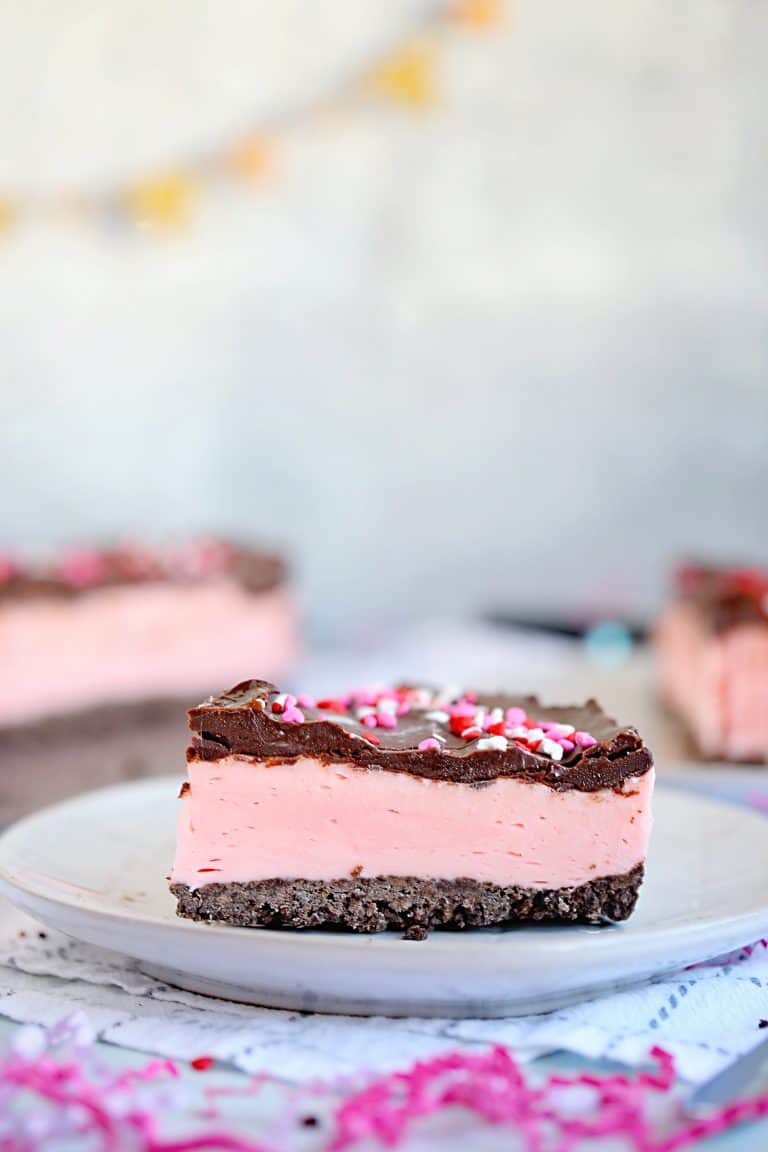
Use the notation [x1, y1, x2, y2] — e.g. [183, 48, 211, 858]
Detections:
[188, 680, 653, 792]
[674, 561, 768, 632]
[0, 539, 286, 602]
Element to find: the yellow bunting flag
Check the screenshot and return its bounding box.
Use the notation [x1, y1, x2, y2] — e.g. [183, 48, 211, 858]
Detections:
[228, 137, 275, 184]
[0, 3, 502, 231]
[449, 0, 504, 26]
[367, 41, 437, 109]
[126, 173, 194, 228]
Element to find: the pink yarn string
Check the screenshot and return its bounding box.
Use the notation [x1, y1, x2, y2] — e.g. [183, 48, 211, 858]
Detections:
[327, 1045, 766, 1152]
[3, 1015, 768, 1150]
[0, 1015, 274, 1152]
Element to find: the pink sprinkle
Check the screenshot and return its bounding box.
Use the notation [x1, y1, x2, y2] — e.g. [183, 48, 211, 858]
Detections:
[546, 722, 575, 738]
[505, 707, 527, 726]
[558, 738, 575, 752]
[574, 731, 597, 748]
[418, 738, 441, 751]
[296, 693, 316, 708]
[282, 706, 305, 724]
[362, 714, 378, 727]
[171, 537, 236, 578]
[56, 549, 107, 588]
[0, 555, 17, 583]
[353, 689, 379, 707]
[376, 712, 398, 730]
[449, 702, 476, 719]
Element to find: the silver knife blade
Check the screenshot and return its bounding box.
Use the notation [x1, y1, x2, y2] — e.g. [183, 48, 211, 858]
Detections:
[689, 1033, 768, 1111]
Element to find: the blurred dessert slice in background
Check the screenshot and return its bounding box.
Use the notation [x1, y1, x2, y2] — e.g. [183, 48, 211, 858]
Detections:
[0, 537, 298, 732]
[655, 561, 768, 763]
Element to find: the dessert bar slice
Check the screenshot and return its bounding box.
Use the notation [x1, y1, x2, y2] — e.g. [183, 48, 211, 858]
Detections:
[656, 562, 768, 762]
[0, 539, 296, 730]
[170, 681, 654, 937]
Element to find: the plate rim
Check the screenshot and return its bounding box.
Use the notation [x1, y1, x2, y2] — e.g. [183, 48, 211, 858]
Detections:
[0, 774, 767, 960]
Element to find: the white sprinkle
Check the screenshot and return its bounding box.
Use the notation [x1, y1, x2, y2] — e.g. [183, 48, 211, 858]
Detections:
[425, 710, 450, 724]
[540, 737, 564, 761]
[487, 707, 504, 725]
[556, 723, 575, 737]
[477, 735, 508, 752]
[508, 725, 528, 738]
[356, 705, 376, 718]
[377, 698, 398, 714]
[526, 727, 545, 742]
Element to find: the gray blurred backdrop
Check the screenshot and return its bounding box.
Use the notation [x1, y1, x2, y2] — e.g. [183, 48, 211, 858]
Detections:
[1, 0, 767, 638]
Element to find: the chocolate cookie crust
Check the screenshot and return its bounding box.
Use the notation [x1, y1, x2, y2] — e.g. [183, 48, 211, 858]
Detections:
[171, 865, 645, 936]
[188, 681, 653, 792]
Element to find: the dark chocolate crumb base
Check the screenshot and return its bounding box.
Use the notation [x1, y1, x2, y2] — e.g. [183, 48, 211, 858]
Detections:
[170, 865, 644, 939]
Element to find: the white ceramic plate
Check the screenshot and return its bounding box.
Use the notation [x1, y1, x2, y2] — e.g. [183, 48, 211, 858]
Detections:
[0, 778, 766, 1018]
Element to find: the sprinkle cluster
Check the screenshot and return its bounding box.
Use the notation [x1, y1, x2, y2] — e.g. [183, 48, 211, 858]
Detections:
[269, 685, 597, 761]
[56, 538, 240, 588]
[0, 537, 241, 592]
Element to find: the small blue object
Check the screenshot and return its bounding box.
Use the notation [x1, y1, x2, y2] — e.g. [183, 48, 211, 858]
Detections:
[583, 621, 633, 668]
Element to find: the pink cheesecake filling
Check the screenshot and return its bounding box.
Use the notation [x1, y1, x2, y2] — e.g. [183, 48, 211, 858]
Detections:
[172, 756, 654, 890]
[656, 603, 768, 760]
[0, 581, 297, 726]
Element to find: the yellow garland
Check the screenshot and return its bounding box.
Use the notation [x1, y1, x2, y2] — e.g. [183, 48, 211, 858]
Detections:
[1, 1, 503, 232]
[367, 40, 437, 109]
[450, 0, 505, 27]
[127, 174, 195, 229]
[228, 137, 275, 183]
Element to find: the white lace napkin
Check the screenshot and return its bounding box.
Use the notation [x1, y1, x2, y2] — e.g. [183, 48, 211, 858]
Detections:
[0, 898, 765, 1084]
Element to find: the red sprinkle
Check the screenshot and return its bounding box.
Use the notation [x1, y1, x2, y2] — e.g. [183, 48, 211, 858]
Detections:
[487, 722, 507, 736]
[271, 702, 284, 713]
[363, 734, 381, 745]
[317, 698, 347, 712]
[460, 726, 483, 740]
[190, 1056, 215, 1071]
[450, 715, 471, 735]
